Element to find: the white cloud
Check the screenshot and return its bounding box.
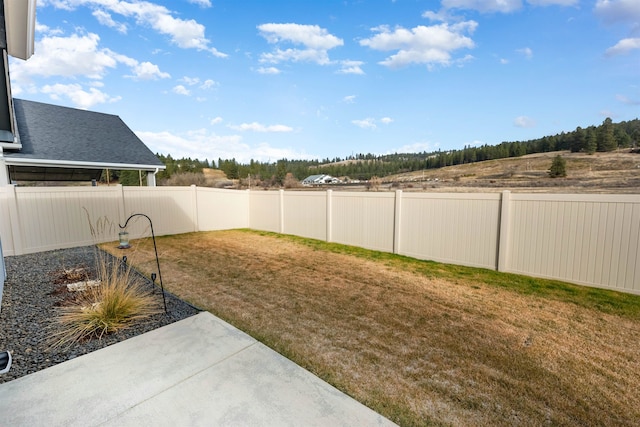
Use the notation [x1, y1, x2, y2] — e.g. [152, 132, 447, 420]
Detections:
[514, 116, 536, 128]
[359, 22, 476, 69]
[258, 23, 343, 65]
[517, 47, 533, 59]
[391, 142, 435, 153]
[422, 10, 450, 22]
[605, 38, 640, 56]
[342, 95, 356, 103]
[352, 118, 377, 130]
[616, 94, 640, 105]
[258, 23, 343, 50]
[92, 9, 127, 33]
[188, 0, 212, 7]
[200, 79, 218, 89]
[172, 85, 191, 96]
[35, 22, 64, 36]
[10, 32, 169, 84]
[257, 66, 282, 74]
[380, 117, 394, 124]
[41, 83, 121, 109]
[210, 116, 224, 125]
[130, 61, 170, 80]
[500, 58, 509, 64]
[135, 129, 311, 163]
[594, 0, 640, 24]
[11, 33, 118, 80]
[337, 60, 365, 75]
[229, 122, 294, 133]
[594, 1, 640, 56]
[442, 0, 523, 13]
[527, 0, 577, 5]
[181, 76, 201, 86]
[599, 109, 617, 117]
[43, 0, 226, 57]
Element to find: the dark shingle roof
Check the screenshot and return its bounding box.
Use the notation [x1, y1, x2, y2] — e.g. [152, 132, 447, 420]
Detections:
[4, 99, 164, 169]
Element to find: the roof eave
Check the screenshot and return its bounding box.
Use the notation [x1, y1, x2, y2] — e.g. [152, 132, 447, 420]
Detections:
[3, 157, 166, 171]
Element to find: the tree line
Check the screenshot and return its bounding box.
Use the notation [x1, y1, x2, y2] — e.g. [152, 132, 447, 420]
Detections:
[105, 117, 639, 185]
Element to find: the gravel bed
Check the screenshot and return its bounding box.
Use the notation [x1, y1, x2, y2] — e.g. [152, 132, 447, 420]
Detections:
[0, 245, 200, 384]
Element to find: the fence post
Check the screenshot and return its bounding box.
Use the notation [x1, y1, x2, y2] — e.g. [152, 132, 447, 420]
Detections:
[279, 189, 285, 234]
[117, 184, 126, 223]
[191, 185, 199, 232]
[6, 185, 23, 255]
[246, 189, 251, 229]
[393, 190, 402, 254]
[497, 190, 511, 272]
[326, 189, 332, 242]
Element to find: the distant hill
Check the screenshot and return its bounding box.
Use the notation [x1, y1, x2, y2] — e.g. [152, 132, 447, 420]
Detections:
[381, 150, 640, 194]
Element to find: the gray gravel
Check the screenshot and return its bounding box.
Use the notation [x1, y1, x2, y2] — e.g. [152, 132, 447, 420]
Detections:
[0, 245, 200, 384]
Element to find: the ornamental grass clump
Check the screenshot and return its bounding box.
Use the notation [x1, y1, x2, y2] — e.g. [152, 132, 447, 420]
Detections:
[49, 252, 162, 349]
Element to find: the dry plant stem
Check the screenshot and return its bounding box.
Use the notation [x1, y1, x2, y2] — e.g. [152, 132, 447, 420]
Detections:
[102, 230, 640, 427]
[49, 251, 162, 349]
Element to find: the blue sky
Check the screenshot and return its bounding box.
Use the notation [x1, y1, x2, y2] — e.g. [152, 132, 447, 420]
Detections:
[10, 0, 640, 163]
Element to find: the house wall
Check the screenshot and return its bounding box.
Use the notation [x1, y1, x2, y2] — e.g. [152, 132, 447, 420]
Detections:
[1, 186, 639, 295]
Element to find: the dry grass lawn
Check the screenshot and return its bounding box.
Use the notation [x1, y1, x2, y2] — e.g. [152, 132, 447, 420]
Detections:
[102, 230, 640, 426]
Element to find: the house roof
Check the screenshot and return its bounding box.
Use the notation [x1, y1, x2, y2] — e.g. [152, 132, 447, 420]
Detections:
[303, 174, 328, 182]
[2, 99, 165, 181]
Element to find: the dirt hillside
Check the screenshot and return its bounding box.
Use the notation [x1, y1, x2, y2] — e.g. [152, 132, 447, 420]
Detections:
[382, 150, 640, 193]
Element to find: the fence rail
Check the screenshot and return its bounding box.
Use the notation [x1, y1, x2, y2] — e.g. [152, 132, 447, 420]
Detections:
[1, 185, 638, 294]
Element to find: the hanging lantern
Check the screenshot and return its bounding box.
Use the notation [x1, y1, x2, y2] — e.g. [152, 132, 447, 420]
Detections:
[118, 231, 130, 249]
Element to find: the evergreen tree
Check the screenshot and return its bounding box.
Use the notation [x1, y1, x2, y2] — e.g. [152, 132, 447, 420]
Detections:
[548, 155, 567, 178]
[614, 128, 631, 148]
[571, 127, 585, 152]
[585, 127, 597, 154]
[119, 170, 145, 186]
[275, 160, 287, 185]
[597, 118, 617, 152]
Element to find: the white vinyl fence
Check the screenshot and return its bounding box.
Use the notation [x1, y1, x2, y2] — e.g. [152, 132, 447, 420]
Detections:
[1, 185, 639, 294]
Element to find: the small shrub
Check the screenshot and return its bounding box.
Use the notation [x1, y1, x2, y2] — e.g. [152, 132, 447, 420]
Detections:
[548, 155, 567, 178]
[48, 252, 162, 348]
[367, 176, 381, 191]
[162, 172, 208, 186]
[283, 173, 301, 189]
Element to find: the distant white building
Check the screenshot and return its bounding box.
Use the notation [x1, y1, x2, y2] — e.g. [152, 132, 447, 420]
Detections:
[302, 174, 340, 185]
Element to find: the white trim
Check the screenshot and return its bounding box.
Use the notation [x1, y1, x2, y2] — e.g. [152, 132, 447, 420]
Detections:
[3, 157, 166, 171]
[0, 143, 21, 150]
[4, 0, 37, 60]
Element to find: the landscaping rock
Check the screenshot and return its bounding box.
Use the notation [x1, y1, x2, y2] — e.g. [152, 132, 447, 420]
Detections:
[0, 246, 200, 384]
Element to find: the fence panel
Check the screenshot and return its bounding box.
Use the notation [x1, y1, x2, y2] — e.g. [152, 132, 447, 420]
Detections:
[12, 186, 122, 254]
[282, 191, 327, 241]
[122, 186, 196, 239]
[196, 188, 249, 231]
[249, 191, 281, 233]
[507, 194, 640, 293]
[0, 187, 15, 256]
[398, 193, 501, 269]
[2, 185, 640, 295]
[331, 192, 395, 252]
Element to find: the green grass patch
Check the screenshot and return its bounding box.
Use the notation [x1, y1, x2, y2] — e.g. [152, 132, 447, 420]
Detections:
[243, 229, 640, 319]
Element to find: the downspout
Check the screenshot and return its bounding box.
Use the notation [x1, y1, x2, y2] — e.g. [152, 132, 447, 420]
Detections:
[146, 168, 159, 187]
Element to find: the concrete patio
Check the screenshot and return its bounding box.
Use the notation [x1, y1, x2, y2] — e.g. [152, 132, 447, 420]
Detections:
[0, 312, 396, 426]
